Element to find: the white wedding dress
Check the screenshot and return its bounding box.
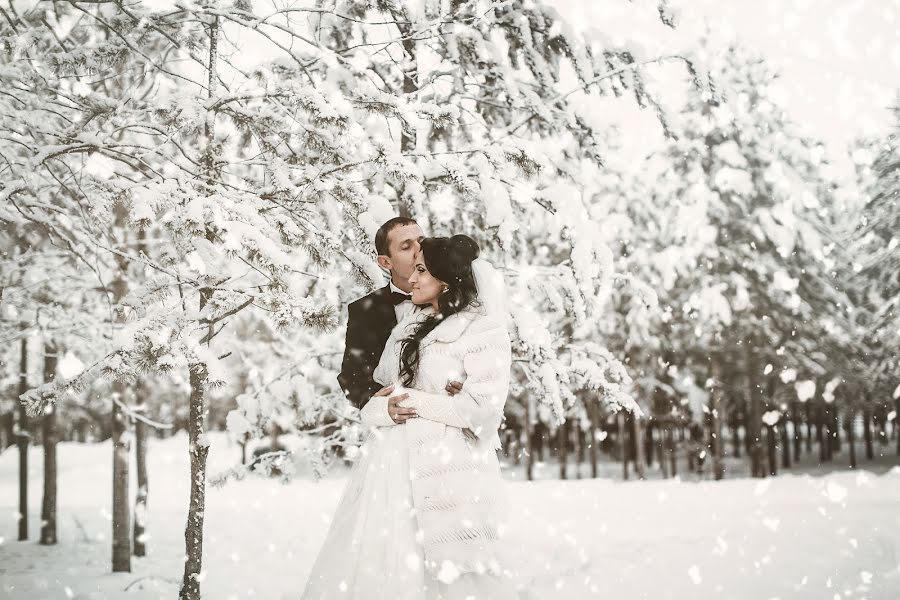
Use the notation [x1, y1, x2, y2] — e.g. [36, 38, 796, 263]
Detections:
[300, 306, 519, 600]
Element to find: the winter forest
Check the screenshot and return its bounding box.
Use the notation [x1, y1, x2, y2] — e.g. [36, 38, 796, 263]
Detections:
[1, 0, 899, 598]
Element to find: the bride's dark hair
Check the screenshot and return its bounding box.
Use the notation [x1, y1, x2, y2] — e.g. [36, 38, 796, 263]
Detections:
[398, 235, 480, 387]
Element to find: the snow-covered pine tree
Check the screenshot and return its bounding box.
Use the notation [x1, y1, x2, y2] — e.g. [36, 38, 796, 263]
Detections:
[848, 106, 900, 455]
[643, 44, 852, 477]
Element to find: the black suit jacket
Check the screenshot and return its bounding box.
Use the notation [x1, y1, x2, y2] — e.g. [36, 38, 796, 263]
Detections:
[338, 284, 398, 410]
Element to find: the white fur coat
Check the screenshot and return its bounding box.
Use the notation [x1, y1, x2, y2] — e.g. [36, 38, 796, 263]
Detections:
[360, 304, 511, 579]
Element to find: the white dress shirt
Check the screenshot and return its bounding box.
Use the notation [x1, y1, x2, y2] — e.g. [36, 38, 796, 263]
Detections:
[389, 281, 413, 321]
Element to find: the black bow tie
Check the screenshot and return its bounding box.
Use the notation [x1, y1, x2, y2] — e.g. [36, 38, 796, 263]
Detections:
[390, 291, 411, 305]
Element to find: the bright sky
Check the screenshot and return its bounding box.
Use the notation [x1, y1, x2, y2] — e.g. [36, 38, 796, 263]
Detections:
[76, 0, 900, 179]
[551, 0, 900, 175]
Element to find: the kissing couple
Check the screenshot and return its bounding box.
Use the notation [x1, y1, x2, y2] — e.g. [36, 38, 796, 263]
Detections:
[301, 217, 518, 599]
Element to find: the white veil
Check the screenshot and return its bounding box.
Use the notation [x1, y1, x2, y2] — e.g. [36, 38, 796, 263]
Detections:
[471, 258, 510, 326]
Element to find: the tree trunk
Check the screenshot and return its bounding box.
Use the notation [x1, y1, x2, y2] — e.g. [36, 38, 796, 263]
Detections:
[180, 15, 219, 599]
[780, 415, 791, 469]
[111, 388, 131, 572]
[633, 416, 645, 480]
[658, 422, 669, 479]
[863, 403, 874, 460]
[822, 399, 833, 462]
[710, 358, 725, 480]
[240, 431, 249, 465]
[645, 420, 655, 467]
[17, 336, 29, 541]
[558, 421, 568, 480]
[745, 343, 764, 478]
[804, 401, 813, 453]
[618, 411, 629, 480]
[180, 365, 211, 600]
[847, 408, 857, 469]
[40, 342, 59, 545]
[533, 422, 545, 462]
[791, 401, 802, 458]
[588, 403, 598, 478]
[388, 5, 420, 217]
[816, 396, 826, 462]
[133, 405, 149, 557]
[575, 419, 585, 479]
[524, 399, 534, 482]
[895, 398, 900, 457]
[766, 423, 777, 476]
[830, 407, 841, 453]
[667, 424, 677, 477]
[731, 422, 741, 459]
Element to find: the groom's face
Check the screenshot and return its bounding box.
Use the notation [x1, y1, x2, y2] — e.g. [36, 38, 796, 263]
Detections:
[378, 223, 424, 290]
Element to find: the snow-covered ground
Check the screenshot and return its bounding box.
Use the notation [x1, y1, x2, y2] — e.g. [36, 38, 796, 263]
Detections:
[1, 432, 899, 600]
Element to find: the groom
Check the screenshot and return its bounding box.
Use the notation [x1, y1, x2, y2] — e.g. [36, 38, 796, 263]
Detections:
[338, 217, 460, 424]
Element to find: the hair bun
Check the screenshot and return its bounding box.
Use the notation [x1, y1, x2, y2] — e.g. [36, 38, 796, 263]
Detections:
[450, 234, 480, 262]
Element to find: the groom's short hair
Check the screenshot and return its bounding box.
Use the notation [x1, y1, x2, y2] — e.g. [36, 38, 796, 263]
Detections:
[375, 217, 418, 256]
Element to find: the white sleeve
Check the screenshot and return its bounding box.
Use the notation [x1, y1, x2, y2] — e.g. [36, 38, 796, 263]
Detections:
[400, 318, 511, 439]
[359, 395, 397, 427]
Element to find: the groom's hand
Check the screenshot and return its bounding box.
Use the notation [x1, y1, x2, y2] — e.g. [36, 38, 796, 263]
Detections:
[374, 385, 417, 424]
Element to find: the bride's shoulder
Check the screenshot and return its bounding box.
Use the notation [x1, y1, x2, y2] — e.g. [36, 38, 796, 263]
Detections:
[463, 309, 501, 330]
[456, 307, 509, 341]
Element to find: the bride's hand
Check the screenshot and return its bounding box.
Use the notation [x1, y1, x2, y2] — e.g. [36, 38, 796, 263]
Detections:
[388, 394, 417, 423]
[375, 385, 418, 424]
[445, 381, 463, 396]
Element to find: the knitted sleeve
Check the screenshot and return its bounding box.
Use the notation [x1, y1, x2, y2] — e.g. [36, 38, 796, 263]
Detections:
[400, 317, 511, 439]
[359, 395, 397, 427]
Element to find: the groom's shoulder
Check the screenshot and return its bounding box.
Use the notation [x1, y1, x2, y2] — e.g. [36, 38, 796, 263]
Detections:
[348, 284, 389, 313]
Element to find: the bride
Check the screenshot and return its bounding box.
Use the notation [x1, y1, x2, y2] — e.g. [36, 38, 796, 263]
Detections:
[301, 234, 517, 600]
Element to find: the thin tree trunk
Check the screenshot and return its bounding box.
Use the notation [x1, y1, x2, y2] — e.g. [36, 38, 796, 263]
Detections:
[575, 419, 584, 479]
[633, 416, 645, 480]
[710, 358, 725, 480]
[618, 411, 629, 480]
[816, 396, 826, 462]
[863, 403, 874, 460]
[895, 398, 900, 457]
[181, 365, 210, 600]
[791, 401, 802, 458]
[822, 400, 833, 462]
[766, 423, 777, 476]
[17, 337, 29, 541]
[240, 431, 249, 465]
[804, 401, 813, 453]
[558, 421, 568, 480]
[40, 342, 58, 545]
[588, 403, 598, 478]
[111, 389, 131, 572]
[533, 422, 544, 462]
[658, 422, 669, 478]
[745, 342, 764, 478]
[524, 398, 534, 482]
[389, 5, 420, 217]
[731, 421, 741, 459]
[667, 424, 677, 478]
[780, 415, 791, 469]
[830, 407, 841, 453]
[110, 209, 132, 572]
[645, 420, 655, 467]
[180, 15, 218, 600]
[133, 405, 148, 557]
[847, 408, 857, 469]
